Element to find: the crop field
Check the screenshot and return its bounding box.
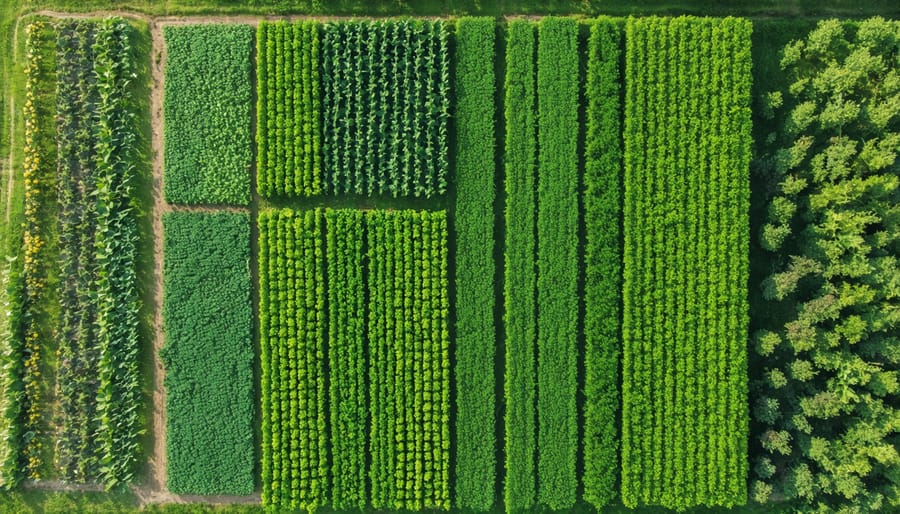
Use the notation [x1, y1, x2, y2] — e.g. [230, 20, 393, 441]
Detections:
[0, 3, 896, 514]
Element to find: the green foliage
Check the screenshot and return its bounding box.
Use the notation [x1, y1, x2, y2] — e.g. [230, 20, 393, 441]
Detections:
[535, 16, 579, 511]
[452, 16, 496, 512]
[582, 16, 623, 511]
[256, 21, 322, 197]
[161, 212, 254, 495]
[321, 20, 450, 198]
[258, 208, 329, 511]
[85, 18, 144, 489]
[163, 24, 252, 205]
[753, 17, 900, 513]
[502, 19, 538, 513]
[621, 16, 751, 510]
[325, 209, 366, 510]
[367, 209, 451, 510]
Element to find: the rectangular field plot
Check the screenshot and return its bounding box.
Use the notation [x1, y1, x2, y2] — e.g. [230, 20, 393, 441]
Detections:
[163, 24, 253, 205]
[162, 212, 254, 495]
[259, 208, 450, 511]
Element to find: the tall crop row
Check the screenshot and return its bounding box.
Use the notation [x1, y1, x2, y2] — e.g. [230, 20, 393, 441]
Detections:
[89, 19, 143, 488]
[16, 22, 58, 482]
[162, 212, 254, 495]
[259, 209, 329, 510]
[502, 20, 538, 513]
[535, 17, 580, 510]
[621, 16, 750, 510]
[367, 210, 450, 510]
[257, 21, 321, 197]
[321, 20, 450, 198]
[163, 24, 252, 205]
[325, 210, 366, 510]
[452, 17, 496, 512]
[582, 17, 623, 511]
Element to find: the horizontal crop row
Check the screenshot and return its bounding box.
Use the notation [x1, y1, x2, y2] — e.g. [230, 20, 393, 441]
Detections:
[259, 208, 450, 511]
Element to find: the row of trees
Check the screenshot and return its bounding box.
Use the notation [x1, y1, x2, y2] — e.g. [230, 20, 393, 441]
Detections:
[256, 21, 322, 198]
[163, 24, 253, 205]
[321, 20, 450, 198]
[367, 210, 450, 510]
[451, 17, 496, 512]
[752, 17, 900, 512]
[258, 209, 329, 510]
[621, 16, 751, 510]
[161, 212, 254, 495]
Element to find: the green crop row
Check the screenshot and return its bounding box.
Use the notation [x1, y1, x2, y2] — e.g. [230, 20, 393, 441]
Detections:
[582, 17, 623, 511]
[452, 17, 496, 512]
[259, 208, 450, 511]
[502, 19, 538, 513]
[256, 21, 321, 198]
[325, 209, 366, 511]
[321, 20, 450, 198]
[11, 21, 58, 483]
[620, 16, 750, 510]
[367, 210, 450, 511]
[259, 209, 329, 511]
[535, 17, 579, 510]
[163, 24, 252, 205]
[162, 212, 254, 495]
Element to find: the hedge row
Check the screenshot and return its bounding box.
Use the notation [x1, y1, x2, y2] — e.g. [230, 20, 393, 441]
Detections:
[367, 210, 450, 510]
[502, 20, 538, 513]
[621, 16, 751, 510]
[452, 17, 497, 512]
[256, 21, 321, 197]
[259, 209, 329, 510]
[321, 20, 450, 198]
[162, 212, 254, 495]
[582, 17, 623, 511]
[535, 17, 580, 510]
[163, 24, 252, 205]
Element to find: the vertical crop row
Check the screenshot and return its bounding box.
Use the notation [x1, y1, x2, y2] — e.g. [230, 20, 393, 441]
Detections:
[18, 21, 57, 482]
[452, 17, 496, 512]
[257, 21, 321, 198]
[367, 210, 450, 511]
[54, 21, 101, 483]
[621, 16, 750, 510]
[535, 17, 580, 510]
[259, 209, 328, 511]
[325, 209, 366, 510]
[90, 19, 142, 488]
[502, 20, 538, 512]
[321, 20, 449, 198]
[582, 17, 623, 511]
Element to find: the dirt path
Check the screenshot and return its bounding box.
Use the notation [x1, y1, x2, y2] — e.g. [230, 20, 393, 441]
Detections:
[5, 17, 21, 227]
[147, 15, 169, 497]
